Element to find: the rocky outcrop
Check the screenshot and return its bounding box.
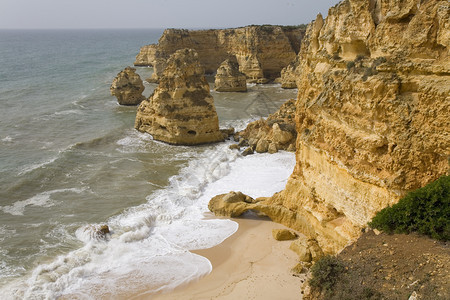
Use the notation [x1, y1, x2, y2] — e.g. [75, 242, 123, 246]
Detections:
[135, 25, 306, 83]
[213, 0, 450, 255]
[280, 57, 300, 89]
[110, 67, 145, 105]
[214, 58, 247, 92]
[233, 99, 297, 154]
[273, 0, 450, 254]
[134, 49, 223, 145]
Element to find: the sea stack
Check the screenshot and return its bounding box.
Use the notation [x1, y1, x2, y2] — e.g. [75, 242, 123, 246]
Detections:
[134, 48, 223, 145]
[110, 67, 145, 105]
[214, 58, 247, 92]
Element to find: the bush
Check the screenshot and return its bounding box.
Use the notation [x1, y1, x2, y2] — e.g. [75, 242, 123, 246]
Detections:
[369, 175, 450, 241]
[309, 255, 345, 296]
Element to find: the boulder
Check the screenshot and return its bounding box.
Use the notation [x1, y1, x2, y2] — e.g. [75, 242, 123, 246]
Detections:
[268, 142, 278, 154]
[255, 139, 269, 153]
[236, 99, 297, 153]
[272, 229, 298, 241]
[214, 58, 247, 92]
[290, 239, 312, 262]
[110, 67, 145, 105]
[134, 49, 224, 145]
[242, 147, 254, 156]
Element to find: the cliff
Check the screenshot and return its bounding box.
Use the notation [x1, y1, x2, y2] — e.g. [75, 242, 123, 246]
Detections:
[135, 25, 306, 83]
[276, 0, 449, 253]
[211, 0, 450, 255]
[135, 49, 224, 145]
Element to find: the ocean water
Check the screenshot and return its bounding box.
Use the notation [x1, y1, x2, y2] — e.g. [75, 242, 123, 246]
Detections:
[0, 29, 298, 299]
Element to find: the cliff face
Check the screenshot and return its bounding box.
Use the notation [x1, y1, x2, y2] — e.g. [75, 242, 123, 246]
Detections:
[135, 49, 223, 145]
[270, 0, 449, 253]
[135, 26, 305, 83]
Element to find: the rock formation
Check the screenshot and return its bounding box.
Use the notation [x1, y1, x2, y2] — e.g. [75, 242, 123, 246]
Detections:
[211, 0, 450, 255]
[110, 67, 145, 105]
[135, 25, 306, 83]
[214, 58, 247, 92]
[134, 49, 224, 145]
[234, 99, 297, 154]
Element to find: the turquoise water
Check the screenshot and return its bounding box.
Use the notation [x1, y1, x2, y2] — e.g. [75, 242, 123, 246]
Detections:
[0, 29, 297, 298]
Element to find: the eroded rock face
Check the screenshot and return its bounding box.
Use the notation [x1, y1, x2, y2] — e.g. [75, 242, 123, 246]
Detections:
[134, 49, 223, 145]
[110, 67, 145, 105]
[135, 25, 306, 83]
[214, 58, 247, 92]
[271, 0, 450, 254]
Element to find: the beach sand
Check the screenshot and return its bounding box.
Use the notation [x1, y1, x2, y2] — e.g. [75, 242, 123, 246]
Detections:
[132, 214, 305, 299]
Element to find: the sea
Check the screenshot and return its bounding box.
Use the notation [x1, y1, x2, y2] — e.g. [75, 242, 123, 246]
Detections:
[0, 29, 298, 299]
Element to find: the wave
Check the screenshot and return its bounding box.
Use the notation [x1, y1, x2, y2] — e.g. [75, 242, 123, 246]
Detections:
[0, 188, 88, 216]
[1, 142, 295, 299]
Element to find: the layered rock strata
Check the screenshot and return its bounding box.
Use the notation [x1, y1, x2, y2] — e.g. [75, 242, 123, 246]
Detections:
[134, 49, 223, 145]
[135, 25, 306, 83]
[233, 99, 297, 154]
[214, 58, 247, 92]
[110, 67, 145, 105]
[278, 0, 449, 253]
[214, 0, 450, 255]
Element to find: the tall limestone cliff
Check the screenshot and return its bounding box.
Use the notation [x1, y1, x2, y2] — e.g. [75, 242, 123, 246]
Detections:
[134, 49, 223, 145]
[277, 0, 450, 253]
[135, 25, 306, 83]
[210, 0, 450, 255]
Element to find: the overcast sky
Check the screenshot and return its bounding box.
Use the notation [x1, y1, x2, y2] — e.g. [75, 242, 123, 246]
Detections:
[0, 0, 340, 29]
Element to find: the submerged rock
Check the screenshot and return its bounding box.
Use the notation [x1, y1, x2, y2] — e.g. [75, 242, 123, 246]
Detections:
[134, 49, 223, 145]
[214, 58, 247, 92]
[110, 67, 145, 105]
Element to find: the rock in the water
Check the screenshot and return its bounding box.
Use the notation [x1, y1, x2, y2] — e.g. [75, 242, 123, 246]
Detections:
[272, 229, 298, 241]
[229, 144, 240, 150]
[134, 49, 224, 145]
[110, 67, 145, 105]
[236, 99, 297, 153]
[214, 58, 247, 92]
[242, 147, 254, 156]
[134, 26, 306, 83]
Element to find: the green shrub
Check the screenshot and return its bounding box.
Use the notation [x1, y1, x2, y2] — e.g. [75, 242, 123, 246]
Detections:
[309, 255, 345, 296]
[369, 175, 450, 241]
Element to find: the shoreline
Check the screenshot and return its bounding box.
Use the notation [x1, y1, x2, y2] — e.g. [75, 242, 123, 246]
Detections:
[133, 214, 305, 299]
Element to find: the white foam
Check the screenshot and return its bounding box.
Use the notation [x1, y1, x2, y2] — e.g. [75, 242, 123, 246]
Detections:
[18, 156, 59, 175]
[0, 188, 87, 216]
[2, 144, 295, 299]
[53, 109, 83, 116]
[1, 136, 13, 142]
[116, 130, 155, 153]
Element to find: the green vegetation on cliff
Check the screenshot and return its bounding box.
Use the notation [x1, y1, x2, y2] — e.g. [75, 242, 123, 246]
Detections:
[369, 175, 450, 241]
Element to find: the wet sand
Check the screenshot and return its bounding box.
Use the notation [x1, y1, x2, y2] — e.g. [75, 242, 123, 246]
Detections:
[132, 215, 305, 299]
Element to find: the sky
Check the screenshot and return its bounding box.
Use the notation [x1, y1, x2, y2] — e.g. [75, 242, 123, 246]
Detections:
[0, 0, 340, 29]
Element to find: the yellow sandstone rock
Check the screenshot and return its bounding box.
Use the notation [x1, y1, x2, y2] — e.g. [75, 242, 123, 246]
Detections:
[210, 0, 449, 256]
[135, 26, 305, 83]
[134, 49, 223, 145]
[110, 67, 145, 105]
[214, 58, 247, 92]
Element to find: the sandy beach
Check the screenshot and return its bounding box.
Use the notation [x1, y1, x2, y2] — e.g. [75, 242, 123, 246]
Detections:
[131, 214, 305, 300]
